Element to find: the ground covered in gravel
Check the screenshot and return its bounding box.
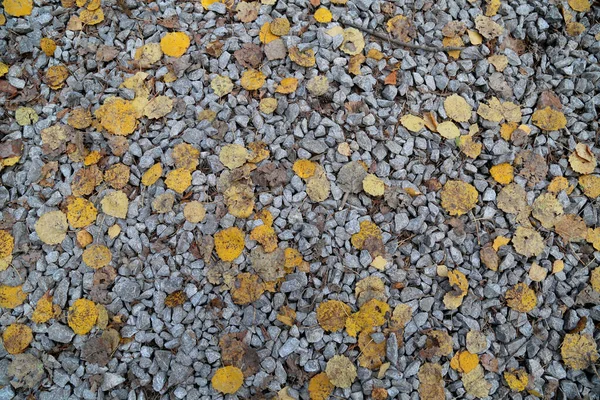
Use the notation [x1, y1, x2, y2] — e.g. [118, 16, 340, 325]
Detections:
[1, 0, 600, 399]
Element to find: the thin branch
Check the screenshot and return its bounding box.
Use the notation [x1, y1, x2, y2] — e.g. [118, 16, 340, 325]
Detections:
[342, 21, 466, 53]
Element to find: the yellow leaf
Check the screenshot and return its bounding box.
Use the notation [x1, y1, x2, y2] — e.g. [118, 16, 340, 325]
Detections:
[214, 227, 245, 262]
[317, 300, 351, 332]
[579, 175, 600, 198]
[308, 372, 334, 400]
[505, 283, 537, 313]
[107, 224, 121, 239]
[528, 262, 547, 282]
[400, 115, 425, 132]
[211, 75, 234, 97]
[82, 244, 112, 269]
[490, 163, 514, 185]
[211, 366, 244, 394]
[561, 333, 599, 370]
[351, 220, 382, 250]
[183, 201, 206, 223]
[532, 106, 567, 131]
[444, 94, 472, 122]
[358, 329, 386, 369]
[66, 197, 97, 228]
[31, 293, 60, 324]
[0, 15, 5, 26]
[144, 95, 173, 119]
[566, 21, 585, 36]
[363, 174, 385, 196]
[276, 306, 296, 327]
[160, 32, 190, 58]
[164, 290, 187, 308]
[104, 163, 130, 189]
[440, 180, 478, 216]
[492, 235, 510, 251]
[450, 350, 479, 373]
[341, 28, 365, 55]
[386, 15, 414, 43]
[76, 230, 93, 247]
[134, 43, 163, 68]
[325, 355, 357, 388]
[552, 259, 565, 274]
[165, 168, 192, 194]
[247, 141, 270, 163]
[314, 7, 332, 23]
[0, 62, 8, 78]
[367, 48, 385, 60]
[348, 54, 365, 75]
[345, 299, 389, 337]
[40, 37, 57, 57]
[259, 22, 279, 44]
[443, 36, 463, 59]
[531, 193, 563, 229]
[95, 97, 138, 136]
[0, 231, 14, 271]
[275, 77, 298, 94]
[231, 272, 264, 304]
[67, 298, 98, 335]
[0, 285, 27, 309]
[259, 98, 278, 114]
[79, 8, 104, 25]
[466, 330, 488, 354]
[293, 159, 316, 179]
[35, 210, 68, 245]
[500, 122, 518, 140]
[250, 224, 278, 252]
[3, 0, 33, 16]
[289, 46, 316, 67]
[68, 107, 93, 130]
[588, 228, 600, 251]
[488, 54, 508, 71]
[240, 69, 266, 90]
[220, 144, 250, 169]
[2, 324, 32, 354]
[475, 14, 504, 39]
[467, 29, 483, 45]
[15, 106, 38, 126]
[437, 121, 460, 139]
[504, 369, 529, 392]
[568, 0, 590, 11]
[141, 163, 163, 186]
[270, 17, 290, 35]
[485, 0, 501, 16]
[456, 134, 482, 159]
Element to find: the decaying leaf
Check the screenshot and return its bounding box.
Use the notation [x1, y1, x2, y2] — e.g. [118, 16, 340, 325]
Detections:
[351, 220, 382, 250]
[219, 333, 260, 377]
[512, 226, 544, 258]
[554, 214, 587, 243]
[211, 366, 244, 394]
[220, 144, 250, 169]
[277, 306, 296, 326]
[475, 15, 504, 39]
[418, 363, 445, 400]
[421, 330, 453, 359]
[306, 75, 329, 96]
[338, 161, 367, 193]
[579, 175, 600, 198]
[67, 298, 99, 335]
[308, 372, 334, 400]
[317, 300, 351, 332]
[497, 183, 528, 215]
[532, 106, 567, 131]
[164, 290, 187, 308]
[531, 193, 563, 229]
[561, 333, 599, 370]
[363, 174, 385, 196]
[480, 243, 499, 271]
[443, 270, 468, 310]
[250, 246, 285, 282]
[306, 164, 330, 202]
[211, 75, 234, 97]
[440, 180, 478, 216]
[8, 354, 45, 390]
[340, 28, 365, 55]
[466, 330, 488, 354]
[325, 355, 357, 388]
[144, 96, 173, 119]
[514, 150, 548, 187]
[134, 43, 163, 68]
[504, 369, 529, 392]
[456, 134, 482, 159]
[3, 323, 32, 354]
[358, 330, 386, 369]
[462, 365, 491, 398]
[231, 273, 265, 305]
[101, 190, 129, 219]
[345, 299, 389, 337]
[505, 283, 537, 313]
[224, 183, 255, 218]
[386, 15, 415, 42]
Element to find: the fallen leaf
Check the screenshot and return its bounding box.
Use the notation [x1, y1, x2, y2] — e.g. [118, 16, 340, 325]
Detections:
[35, 210, 68, 245]
[440, 180, 478, 216]
[3, 324, 32, 354]
[214, 227, 245, 261]
[444, 94, 472, 122]
[160, 32, 190, 58]
[67, 298, 98, 335]
[505, 283, 537, 313]
[211, 366, 244, 394]
[325, 355, 357, 388]
[308, 372, 334, 400]
[561, 333, 599, 370]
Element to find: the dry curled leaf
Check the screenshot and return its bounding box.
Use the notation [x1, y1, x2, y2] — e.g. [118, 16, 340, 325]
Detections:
[504, 369, 529, 392]
[569, 143, 597, 175]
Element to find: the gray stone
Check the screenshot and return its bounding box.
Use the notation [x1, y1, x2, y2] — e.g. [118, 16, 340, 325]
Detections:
[48, 323, 75, 344]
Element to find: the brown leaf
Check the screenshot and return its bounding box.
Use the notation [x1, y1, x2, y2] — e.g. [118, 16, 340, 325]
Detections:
[157, 15, 180, 29]
[0, 81, 18, 96]
[219, 333, 260, 377]
[514, 150, 548, 187]
[384, 70, 397, 85]
[0, 139, 23, 161]
[252, 162, 288, 188]
[81, 336, 112, 366]
[96, 45, 120, 62]
[537, 90, 562, 111]
[480, 354, 499, 372]
[480, 243, 499, 271]
[206, 40, 224, 58]
[234, 43, 263, 68]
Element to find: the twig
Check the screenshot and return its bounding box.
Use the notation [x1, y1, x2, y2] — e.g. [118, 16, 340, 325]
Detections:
[343, 21, 465, 52]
